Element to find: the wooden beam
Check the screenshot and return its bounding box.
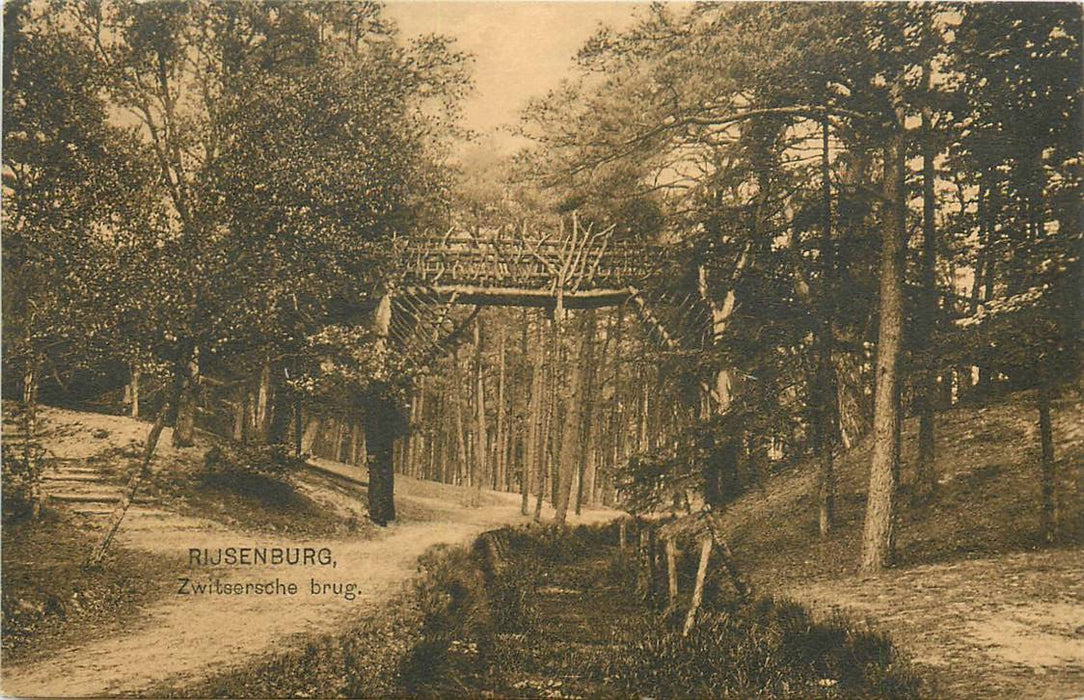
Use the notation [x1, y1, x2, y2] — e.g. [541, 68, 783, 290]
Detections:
[405, 285, 634, 309]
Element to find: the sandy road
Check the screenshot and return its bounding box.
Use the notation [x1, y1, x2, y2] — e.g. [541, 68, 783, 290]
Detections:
[1, 499, 612, 698]
[1, 405, 621, 697]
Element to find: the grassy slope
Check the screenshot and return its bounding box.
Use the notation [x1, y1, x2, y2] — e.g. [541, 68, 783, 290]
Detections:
[721, 390, 1083, 589]
[716, 390, 1083, 697]
[1, 512, 184, 665]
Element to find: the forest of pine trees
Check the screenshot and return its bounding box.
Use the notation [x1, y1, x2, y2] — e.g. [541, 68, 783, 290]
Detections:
[3, 1, 1079, 578]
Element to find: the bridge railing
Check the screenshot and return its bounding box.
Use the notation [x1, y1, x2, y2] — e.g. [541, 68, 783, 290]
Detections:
[399, 235, 667, 291]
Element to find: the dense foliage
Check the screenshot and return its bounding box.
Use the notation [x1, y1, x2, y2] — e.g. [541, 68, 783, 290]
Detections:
[506, 2, 1080, 564]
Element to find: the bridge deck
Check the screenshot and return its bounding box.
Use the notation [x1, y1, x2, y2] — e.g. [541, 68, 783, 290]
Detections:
[400, 234, 663, 297]
[404, 284, 635, 309]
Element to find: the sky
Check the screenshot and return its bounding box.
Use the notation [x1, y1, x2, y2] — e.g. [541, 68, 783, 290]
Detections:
[384, 1, 650, 155]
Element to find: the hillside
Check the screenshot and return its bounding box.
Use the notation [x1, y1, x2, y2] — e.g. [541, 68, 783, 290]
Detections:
[718, 390, 1084, 697]
[1, 404, 617, 696]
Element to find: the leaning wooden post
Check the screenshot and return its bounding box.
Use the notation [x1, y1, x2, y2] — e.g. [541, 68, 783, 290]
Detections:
[705, 506, 752, 601]
[647, 524, 659, 599]
[88, 402, 171, 566]
[682, 537, 713, 636]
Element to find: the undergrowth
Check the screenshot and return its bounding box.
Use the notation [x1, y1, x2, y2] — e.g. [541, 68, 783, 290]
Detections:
[402, 523, 921, 698]
[1, 513, 182, 664]
[159, 522, 920, 698]
[149, 590, 425, 698]
[615, 599, 918, 698]
[146, 442, 357, 537]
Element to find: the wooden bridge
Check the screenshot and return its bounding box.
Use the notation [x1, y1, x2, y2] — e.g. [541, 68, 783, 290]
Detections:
[382, 223, 709, 370]
[395, 224, 667, 310]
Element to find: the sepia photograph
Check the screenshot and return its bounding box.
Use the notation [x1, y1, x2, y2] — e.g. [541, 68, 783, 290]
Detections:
[1, 1, 1081, 697]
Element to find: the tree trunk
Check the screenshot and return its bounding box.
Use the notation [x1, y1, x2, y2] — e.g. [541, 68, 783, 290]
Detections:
[349, 422, 361, 466]
[128, 363, 140, 419]
[523, 313, 545, 515]
[554, 310, 586, 526]
[1038, 378, 1057, 542]
[976, 170, 998, 394]
[816, 106, 838, 536]
[92, 343, 191, 562]
[232, 385, 246, 442]
[333, 418, 346, 463]
[171, 347, 199, 447]
[21, 359, 42, 518]
[268, 366, 292, 446]
[301, 415, 321, 454]
[293, 393, 303, 457]
[576, 309, 598, 514]
[705, 512, 752, 600]
[366, 396, 397, 526]
[915, 56, 939, 502]
[608, 306, 625, 506]
[859, 94, 907, 575]
[473, 318, 488, 501]
[407, 388, 423, 476]
[89, 402, 171, 566]
[452, 348, 469, 488]
[367, 293, 397, 525]
[253, 357, 272, 444]
[494, 324, 507, 491]
[534, 326, 553, 522]
[665, 538, 679, 610]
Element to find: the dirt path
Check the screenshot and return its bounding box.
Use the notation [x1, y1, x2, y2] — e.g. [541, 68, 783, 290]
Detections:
[1, 498, 613, 698]
[787, 548, 1084, 699]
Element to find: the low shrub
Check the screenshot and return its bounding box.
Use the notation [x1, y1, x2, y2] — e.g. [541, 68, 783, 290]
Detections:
[404, 524, 920, 699]
[198, 442, 310, 510]
[613, 597, 920, 698]
[1, 440, 44, 522]
[399, 544, 498, 696]
[202, 442, 304, 481]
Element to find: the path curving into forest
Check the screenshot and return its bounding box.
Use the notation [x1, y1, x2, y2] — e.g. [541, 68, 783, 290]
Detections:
[1, 498, 614, 698]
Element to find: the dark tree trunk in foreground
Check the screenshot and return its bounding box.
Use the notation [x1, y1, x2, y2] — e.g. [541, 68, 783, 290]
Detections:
[523, 313, 544, 515]
[367, 294, 397, 525]
[473, 318, 488, 500]
[269, 371, 293, 446]
[860, 93, 907, 575]
[367, 395, 397, 526]
[576, 308, 597, 515]
[172, 348, 199, 447]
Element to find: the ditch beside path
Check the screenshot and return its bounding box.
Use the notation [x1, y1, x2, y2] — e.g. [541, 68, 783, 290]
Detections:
[1, 499, 614, 698]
